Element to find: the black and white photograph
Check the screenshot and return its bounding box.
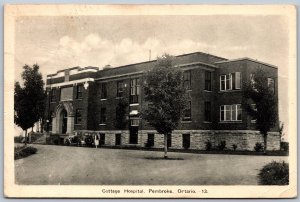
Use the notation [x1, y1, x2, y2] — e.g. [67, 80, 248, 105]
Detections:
[4, 4, 297, 198]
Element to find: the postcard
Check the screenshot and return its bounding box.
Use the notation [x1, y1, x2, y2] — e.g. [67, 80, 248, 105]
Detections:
[4, 4, 297, 198]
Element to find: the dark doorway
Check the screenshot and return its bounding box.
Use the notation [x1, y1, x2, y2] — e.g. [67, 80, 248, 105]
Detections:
[167, 134, 172, 148]
[147, 133, 154, 147]
[115, 134, 121, 145]
[61, 109, 67, 134]
[129, 126, 138, 144]
[100, 133, 105, 145]
[182, 134, 190, 149]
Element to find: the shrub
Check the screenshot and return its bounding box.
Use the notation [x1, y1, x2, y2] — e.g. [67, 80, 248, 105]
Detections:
[217, 141, 226, 151]
[85, 135, 94, 147]
[258, 161, 289, 185]
[14, 146, 37, 160]
[205, 140, 212, 151]
[281, 142, 289, 152]
[232, 144, 237, 151]
[254, 142, 263, 152]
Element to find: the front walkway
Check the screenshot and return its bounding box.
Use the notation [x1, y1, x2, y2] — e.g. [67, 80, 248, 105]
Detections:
[15, 144, 288, 185]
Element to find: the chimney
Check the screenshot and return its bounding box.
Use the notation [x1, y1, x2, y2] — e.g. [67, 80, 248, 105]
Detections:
[103, 64, 112, 70]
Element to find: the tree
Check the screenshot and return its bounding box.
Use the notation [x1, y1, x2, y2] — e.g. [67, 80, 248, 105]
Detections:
[143, 54, 187, 158]
[14, 64, 46, 145]
[243, 68, 277, 153]
[115, 98, 129, 130]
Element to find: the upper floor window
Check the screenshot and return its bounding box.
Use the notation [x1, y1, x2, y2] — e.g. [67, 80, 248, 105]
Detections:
[204, 101, 212, 122]
[220, 104, 242, 122]
[130, 78, 140, 104]
[76, 85, 83, 99]
[268, 78, 275, 94]
[117, 81, 124, 98]
[75, 109, 82, 124]
[251, 104, 257, 123]
[50, 89, 56, 102]
[101, 83, 107, 99]
[183, 101, 192, 121]
[183, 70, 191, 90]
[250, 74, 256, 90]
[220, 72, 241, 91]
[204, 71, 212, 91]
[100, 107, 106, 124]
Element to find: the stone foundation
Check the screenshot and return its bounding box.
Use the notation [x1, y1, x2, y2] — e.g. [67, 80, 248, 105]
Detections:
[73, 130, 281, 151]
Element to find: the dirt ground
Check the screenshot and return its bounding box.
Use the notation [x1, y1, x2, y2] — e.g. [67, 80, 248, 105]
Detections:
[15, 144, 288, 185]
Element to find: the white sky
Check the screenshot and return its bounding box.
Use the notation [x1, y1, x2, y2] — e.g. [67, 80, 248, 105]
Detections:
[14, 15, 289, 139]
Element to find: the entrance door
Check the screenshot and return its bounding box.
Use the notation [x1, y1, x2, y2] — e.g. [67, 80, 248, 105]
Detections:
[115, 134, 121, 145]
[182, 134, 190, 149]
[61, 109, 68, 134]
[129, 126, 138, 144]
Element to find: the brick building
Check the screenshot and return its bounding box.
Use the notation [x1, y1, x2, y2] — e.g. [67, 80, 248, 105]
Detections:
[45, 52, 280, 151]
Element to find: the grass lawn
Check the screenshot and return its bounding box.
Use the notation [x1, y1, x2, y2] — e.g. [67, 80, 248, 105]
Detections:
[15, 144, 288, 185]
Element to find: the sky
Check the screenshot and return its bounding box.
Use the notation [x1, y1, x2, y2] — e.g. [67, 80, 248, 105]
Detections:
[14, 15, 290, 139]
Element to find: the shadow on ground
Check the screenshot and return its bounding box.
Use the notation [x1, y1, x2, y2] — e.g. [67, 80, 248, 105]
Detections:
[144, 157, 184, 160]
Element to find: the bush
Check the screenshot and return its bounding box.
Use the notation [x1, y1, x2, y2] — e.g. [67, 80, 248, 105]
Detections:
[232, 144, 237, 151]
[205, 140, 212, 151]
[281, 142, 289, 152]
[217, 141, 226, 151]
[254, 142, 263, 152]
[14, 146, 37, 160]
[258, 161, 289, 185]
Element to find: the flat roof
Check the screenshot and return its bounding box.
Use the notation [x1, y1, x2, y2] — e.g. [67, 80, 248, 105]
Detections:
[215, 57, 277, 68]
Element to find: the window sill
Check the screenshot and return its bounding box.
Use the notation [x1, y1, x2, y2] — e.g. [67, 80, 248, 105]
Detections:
[100, 99, 107, 101]
[203, 121, 212, 123]
[218, 89, 241, 93]
[219, 121, 242, 123]
[203, 90, 212, 92]
[181, 120, 192, 123]
[99, 124, 107, 126]
[130, 103, 139, 106]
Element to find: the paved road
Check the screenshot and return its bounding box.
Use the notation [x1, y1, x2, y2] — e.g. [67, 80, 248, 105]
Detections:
[15, 144, 288, 185]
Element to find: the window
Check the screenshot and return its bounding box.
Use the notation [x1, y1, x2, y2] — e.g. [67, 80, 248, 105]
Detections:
[101, 83, 107, 99]
[204, 102, 212, 122]
[100, 108, 106, 124]
[115, 134, 121, 145]
[117, 81, 124, 98]
[75, 109, 82, 124]
[182, 134, 190, 149]
[220, 104, 242, 122]
[250, 104, 257, 123]
[76, 85, 83, 99]
[183, 101, 191, 121]
[204, 71, 212, 91]
[220, 72, 241, 91]
[183, 70, 191, 90]
[130, 78, 140, 104]
[268, 78, 275, 94]
[147, 133, 155, 147]
[130, 119, 139, 126]
[100, 133, 105, 145]
[50, 89, 56, 102]
[250, 74, 256, 90]
[232, 72, 241, 89]
[167, 134, 172, 148]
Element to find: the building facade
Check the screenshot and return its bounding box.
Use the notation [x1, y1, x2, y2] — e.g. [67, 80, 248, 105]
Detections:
[45, 52, 280, 151]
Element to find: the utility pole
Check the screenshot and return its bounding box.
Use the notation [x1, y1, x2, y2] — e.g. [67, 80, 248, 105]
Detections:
[149, 49, 151, 61]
